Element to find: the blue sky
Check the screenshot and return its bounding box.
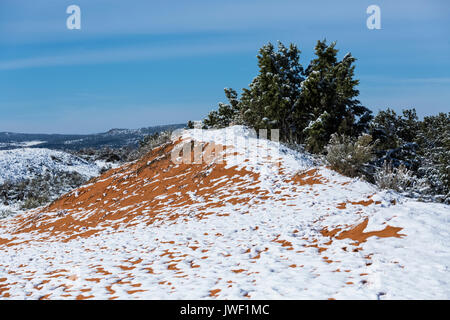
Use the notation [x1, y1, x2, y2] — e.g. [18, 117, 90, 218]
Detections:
[0, 0, 449, 134]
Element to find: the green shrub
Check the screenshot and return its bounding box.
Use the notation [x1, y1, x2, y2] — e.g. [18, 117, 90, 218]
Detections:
[326, 133, 375, 177]
[375, 161, 414, 192]
[127, 131, 172, 161]
[21, 195, 50, 210]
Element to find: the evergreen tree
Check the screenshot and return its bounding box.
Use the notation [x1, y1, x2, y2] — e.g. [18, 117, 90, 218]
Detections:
[203, 88, 242, 128]
[203, 40, 371, 151]
[370, 108, 420, 170]
[302, 40, 372, 152]
[240, 42, 304, 141]
[370, 109, 448, 202]
[187, 121, 195, 129]
[371, 108, 403, 150]
[416, 112, 450, 202]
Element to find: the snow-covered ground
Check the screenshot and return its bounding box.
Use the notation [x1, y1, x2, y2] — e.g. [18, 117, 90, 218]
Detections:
[0, 148, 115, 219]
[0, 126, 448, 299]
[0, 148, 107, 185]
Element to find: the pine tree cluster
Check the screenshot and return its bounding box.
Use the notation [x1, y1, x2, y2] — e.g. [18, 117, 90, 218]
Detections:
[197, 40, 449, 203]
[202, 40, 372, 152]
[371, 110, 449, 203]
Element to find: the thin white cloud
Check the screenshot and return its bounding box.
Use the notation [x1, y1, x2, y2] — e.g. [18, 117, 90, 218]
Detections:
[0, 41, 257, 70]
[360, 75, 450, 86]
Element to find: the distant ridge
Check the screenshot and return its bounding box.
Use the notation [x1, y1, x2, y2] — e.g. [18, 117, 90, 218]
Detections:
[0, 123, 186, 151]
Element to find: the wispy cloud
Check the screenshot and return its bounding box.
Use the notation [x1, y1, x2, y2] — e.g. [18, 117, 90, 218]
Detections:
[360, 75, 450, 86]
[0, 41, 256, 70]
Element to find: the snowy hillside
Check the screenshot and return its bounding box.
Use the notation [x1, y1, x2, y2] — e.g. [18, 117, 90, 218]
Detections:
[0, 126, 448, 300]
[0, 148, 113, 217]
[0, 148, 105, 185]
